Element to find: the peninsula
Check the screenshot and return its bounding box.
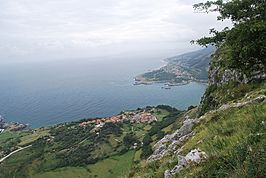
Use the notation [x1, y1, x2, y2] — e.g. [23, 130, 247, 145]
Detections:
[134, 46, 215, 87]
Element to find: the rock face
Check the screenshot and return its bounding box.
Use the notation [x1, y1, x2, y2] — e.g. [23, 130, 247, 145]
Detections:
[164, 149, 207, 178]
[209, 65, 266, 86]
[148, 117, 195, 161]
[209, 68, 247, 85]
[199, 53, 266, 116]
[208, 49, 266, 87]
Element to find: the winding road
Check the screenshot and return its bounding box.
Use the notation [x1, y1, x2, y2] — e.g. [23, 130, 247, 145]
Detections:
[0, 145, 32, 163]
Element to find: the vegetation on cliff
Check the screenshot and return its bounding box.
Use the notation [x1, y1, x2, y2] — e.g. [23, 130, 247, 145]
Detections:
[196, 0, 266, 115]
[192, 0, 265, 73]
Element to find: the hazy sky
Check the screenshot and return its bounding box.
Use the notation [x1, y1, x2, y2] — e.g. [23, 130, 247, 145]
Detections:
[0, 0, 228, 63]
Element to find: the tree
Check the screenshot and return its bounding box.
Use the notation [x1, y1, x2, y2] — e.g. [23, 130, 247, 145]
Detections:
[141, 145, 153, 159]
[143, 134, 152, 145]
[123, 133, 139, 148]
[156, 130, 165, 140]
[191, 0, 266, 73]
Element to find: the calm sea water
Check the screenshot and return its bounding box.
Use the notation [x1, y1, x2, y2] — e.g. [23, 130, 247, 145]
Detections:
[0, 57, 206, 128]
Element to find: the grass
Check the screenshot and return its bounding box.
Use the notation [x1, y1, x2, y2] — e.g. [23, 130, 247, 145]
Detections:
[178, 100, 266, 177]
[0, 143, 43, 178]
[0, 131, 23, 144]
[33, 167, 91, 178]
[152, 109, 170, 122]
[131, 88, 266, 178]
[19, 128, 50, 146]
[87, 150, 135, 178]
[134, 149, 142, 162]
[34, 150, 135, 178]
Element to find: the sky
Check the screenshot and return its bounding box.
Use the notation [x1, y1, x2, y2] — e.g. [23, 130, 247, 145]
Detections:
[0, 0, 228, 63]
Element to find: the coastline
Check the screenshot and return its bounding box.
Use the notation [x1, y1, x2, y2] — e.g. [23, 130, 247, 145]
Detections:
[133, 47, 214, 88]
[0, 116, 28, 133]
[133, 75, 208, 87]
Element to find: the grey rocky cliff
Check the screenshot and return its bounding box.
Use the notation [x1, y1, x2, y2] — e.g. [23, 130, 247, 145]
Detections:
[209, 67, 266, 86]
[147, 116, 195, 162]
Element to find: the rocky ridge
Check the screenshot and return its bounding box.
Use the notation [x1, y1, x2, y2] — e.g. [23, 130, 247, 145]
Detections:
[209, 67, 266, 86]
[147, 90, 266, 178]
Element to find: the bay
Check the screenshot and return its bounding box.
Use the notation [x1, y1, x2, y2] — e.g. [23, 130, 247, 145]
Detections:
[0, 56, 206, 128]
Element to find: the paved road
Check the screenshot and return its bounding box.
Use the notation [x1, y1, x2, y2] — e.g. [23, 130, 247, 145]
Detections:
[0, 145, 32, 163]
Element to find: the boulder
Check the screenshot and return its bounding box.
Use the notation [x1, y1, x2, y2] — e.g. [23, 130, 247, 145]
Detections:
[164, 148, 207, 178]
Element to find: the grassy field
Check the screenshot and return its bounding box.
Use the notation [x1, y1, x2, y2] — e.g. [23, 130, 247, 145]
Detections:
[19, 128, 50, 146]
[0, 131, 27, 144]
[35, 150, 135, 178]
[87, 150, 135, 178]
[34, 167, 91, 178]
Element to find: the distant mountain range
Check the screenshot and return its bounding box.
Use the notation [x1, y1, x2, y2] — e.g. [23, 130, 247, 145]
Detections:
[135, 46, 216, 85]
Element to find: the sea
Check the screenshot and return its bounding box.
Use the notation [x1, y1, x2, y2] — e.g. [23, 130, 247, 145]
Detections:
[0, 56, 206, 128]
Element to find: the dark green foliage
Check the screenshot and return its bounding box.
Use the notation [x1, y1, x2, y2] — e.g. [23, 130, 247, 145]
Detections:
[56, 144, 96, 167]
[156, 130, 165, 140]
[155, 105, 178, 112]
[192, 0, 266, 73]
[141, 134, 153, 159]
[0, 137, 20, 155]
[50, 125, 94, 149]
[187, 105, 196, 111]
[123, 133, 139, 149]
[140, 144, 153, 159]
[99, 122, 123, 137]
[148, 111, 180, 136]
[142, 134, 152, 145]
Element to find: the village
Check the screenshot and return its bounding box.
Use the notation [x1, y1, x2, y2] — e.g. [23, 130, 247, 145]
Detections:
[79, 110, 157, 128]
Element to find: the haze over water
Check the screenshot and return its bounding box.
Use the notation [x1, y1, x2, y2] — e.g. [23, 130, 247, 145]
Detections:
[0, 56, 206, 128]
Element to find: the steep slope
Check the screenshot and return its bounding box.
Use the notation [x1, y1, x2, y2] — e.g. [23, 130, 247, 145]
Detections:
[132, 83, 265, 177]
[198, 45, 266, 116]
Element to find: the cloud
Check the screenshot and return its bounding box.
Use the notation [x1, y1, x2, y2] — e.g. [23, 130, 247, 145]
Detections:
[0, 0, 229, 62]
